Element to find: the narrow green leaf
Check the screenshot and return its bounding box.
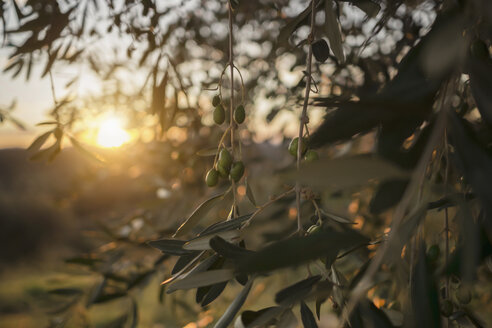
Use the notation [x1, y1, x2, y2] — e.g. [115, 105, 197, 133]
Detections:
[289, 156, 407, 191]
[237, 229, 368, 274]
[184, 229, 240, 251]
[300, 301, 318, 328]
[174, 192, 227, 237]
[275, 275, 322, 305]
[324, 0, 344, 63]
[214, 278, 254, 328]
[147, 239, 194, 256]
[27, 131, 52, 153]
[245, 178, 257, 206]
[199, 213, 252, 237]
[167, 269, 234, 293]
[210, 236, 254, 260]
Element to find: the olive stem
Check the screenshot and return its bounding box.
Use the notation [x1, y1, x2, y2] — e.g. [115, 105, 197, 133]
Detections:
[243, 188, 295, 228]
[296, 0, 316, 234]
[228, 0, 238, 218]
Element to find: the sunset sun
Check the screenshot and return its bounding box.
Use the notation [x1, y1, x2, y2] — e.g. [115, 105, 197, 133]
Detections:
[96, 116, 130, 148]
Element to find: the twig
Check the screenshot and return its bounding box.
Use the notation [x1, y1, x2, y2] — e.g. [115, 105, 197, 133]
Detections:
[228, 0, 238, 218]
[296, 0, 316, 234]
[243, 188, 295, 228]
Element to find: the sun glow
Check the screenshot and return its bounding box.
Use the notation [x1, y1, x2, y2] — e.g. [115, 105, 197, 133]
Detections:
[96, 116, 130, 148]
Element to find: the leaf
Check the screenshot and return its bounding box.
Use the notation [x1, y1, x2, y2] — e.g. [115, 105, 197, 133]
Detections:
[369, 179, 409, 214]
[69, 136, 105, 164]
[48, 288, 83, 296]
[129, 297, 138, 328]
[276, 308, 298, 328]
[201, 281, 227, 306]
[210, 236, 255, 260]
[468, 41, 492, 126]
[245, 178, 256, 206]
[184, 229, 240, 251]
[214, 278, 254, 328]
[7, 115, 25, 130]
[172, 252, 201, 275]
[196, 147, 218, 156]
[352, 299, 394, 328]
[420, 9, 467, 79]
[275, 275, 322, 305]
[147, 239, 194, 256]
[289, 156, 407, 191]
[448, 113, 492, 216]
[245, 306, 286, 328]
[324, 0, 344, 63]
[277, 1, 318, 47]
[236, 229, 368, 273]
[167, 269, 234, 293]
[411, 242, 441, 328]
[235, 307, 279, 328]
[312, 39, 330, 63]
[198, 213, 252, 237]
[300, 301, 318, 328]
[174, 192, 227, 237]
[27, 131, 52, 153]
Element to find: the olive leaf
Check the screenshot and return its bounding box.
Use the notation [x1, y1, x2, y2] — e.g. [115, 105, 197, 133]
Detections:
[183, 229, 240, 251]
[174, 192, 228, 237]
[245, 178, 257, 206]
[236, 229, 368, 273]
[214, 278, 254, 328]
[27, 131, 52, 153]
[148, 239, 194, 256]
[324, 0, 344, 63]
[167, 269, 234, 293]
[275, 275, 322, 305]
[288, 156, 407, 191]
[209, 236, 254, 260]
[300, 301, 318, 328]
[411, 242, 441, 328]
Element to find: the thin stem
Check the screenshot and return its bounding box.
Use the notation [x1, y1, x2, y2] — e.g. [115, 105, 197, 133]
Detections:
[444, 128, 450, 328]
[228, 1, 238, 218]
[243, 188, 295, 228]
[296, 0, 316, 234]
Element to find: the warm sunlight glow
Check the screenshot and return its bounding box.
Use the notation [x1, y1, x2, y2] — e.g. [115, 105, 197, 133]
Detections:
[96, 116, 130, 148]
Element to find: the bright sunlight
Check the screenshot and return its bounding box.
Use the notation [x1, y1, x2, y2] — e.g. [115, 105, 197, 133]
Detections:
[96, 116, 130, 148]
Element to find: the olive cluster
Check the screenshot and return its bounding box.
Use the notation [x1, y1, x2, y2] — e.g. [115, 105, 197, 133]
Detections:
[288, 137, 318, 162]
[206, 94, 246, 187]
[212, 95, 245, 125]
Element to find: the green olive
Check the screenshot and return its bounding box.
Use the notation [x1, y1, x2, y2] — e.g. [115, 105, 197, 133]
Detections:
[213, 105, 225, 125]
[206, 169, 219, 187]
[217, 163, 230, 178]
[440, 299, 453, 317]
[304, 149, 319, 162]
[218, 148, 232, 170]
[307, 225, 321, 235]
[234, 105, 245, 124]
[288, 137, 308, 157]
[427, 244, 440, 262]
[230, 161, 245, 182]
[456, 286, 472, 305]
[212, 95, 221, 107]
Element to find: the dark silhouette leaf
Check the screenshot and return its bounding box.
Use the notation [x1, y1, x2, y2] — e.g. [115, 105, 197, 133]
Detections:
[300, 301, 318, 328]
[237, 229, 368, 273]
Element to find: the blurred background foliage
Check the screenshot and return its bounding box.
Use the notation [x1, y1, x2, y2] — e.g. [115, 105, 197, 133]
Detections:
[0, 0, 492, 327]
